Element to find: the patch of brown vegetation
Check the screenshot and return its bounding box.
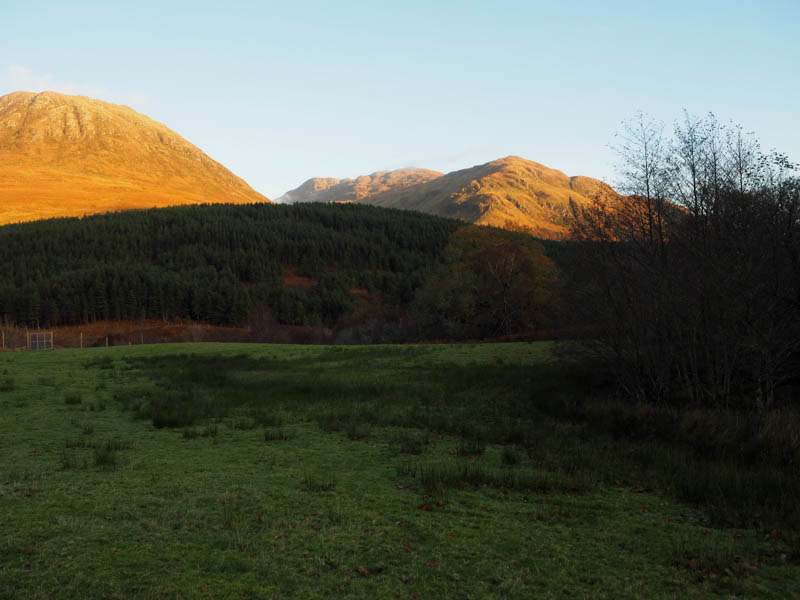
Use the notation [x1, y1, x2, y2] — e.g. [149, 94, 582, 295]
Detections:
[283, 270, 315, 288]
[36, 318, 335, 348]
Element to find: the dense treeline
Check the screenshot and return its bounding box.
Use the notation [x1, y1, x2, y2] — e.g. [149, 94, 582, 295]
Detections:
[0, 203, 460, 329]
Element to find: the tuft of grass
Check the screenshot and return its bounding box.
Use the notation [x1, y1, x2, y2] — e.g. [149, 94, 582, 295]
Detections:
[263, 427, 289, 442]
[94, 446, 117, 469]
[501, 446, 522, 466]
[417, 462, 564, 496]
[345, 422, 370, 441]
[65, 438, 91, 449]
[103, 439, 133, 451]
[456, 439, 485, 457]
[0, 377, 15, 392]
[85, 355, 114, 369]
[303, 472, 337, 492]
[395, 461, 417, 478]
[255, 412, 283, 427]
[64, 394, 82, 405]
[315, 411, 349, 433]
[390, 429, 430, 455]
[3, 469, 35, 484]
[59, 450, 82, 470]
[149, 391, 196, 428]
[232, 417, 258, 430]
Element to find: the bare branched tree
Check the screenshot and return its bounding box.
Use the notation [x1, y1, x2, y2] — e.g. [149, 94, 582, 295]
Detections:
[574, 112, 800, 410]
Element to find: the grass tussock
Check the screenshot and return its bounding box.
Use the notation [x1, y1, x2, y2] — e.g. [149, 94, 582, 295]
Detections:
[455, 439, 485, 457]
[415, 462, 566, 498]
[232, 417, 258, 430]
[263, 427, 289, 441]
[303, 472, 337, 492]
[501, 446, 522, 466]
[389, 429, 430, 455]
[345, 422, 370, 441]
[84, 355, 114, 370]
[93, 446, 117, 469]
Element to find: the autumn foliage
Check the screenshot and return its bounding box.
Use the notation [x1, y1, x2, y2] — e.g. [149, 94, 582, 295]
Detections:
[413, 226, 558, 339]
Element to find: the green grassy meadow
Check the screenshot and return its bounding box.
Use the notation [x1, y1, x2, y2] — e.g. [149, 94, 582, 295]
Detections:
[1, 342, 798, 599]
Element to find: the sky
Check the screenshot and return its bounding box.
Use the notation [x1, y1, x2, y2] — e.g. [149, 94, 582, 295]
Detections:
[1, 0, 798, 199]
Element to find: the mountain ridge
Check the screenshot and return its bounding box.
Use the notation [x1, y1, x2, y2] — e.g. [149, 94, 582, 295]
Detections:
[278, 156, 619, 239]
[276, 168, 443, 204]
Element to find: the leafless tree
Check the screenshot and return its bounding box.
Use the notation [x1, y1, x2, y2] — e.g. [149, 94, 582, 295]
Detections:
[575, 112, 800, 410]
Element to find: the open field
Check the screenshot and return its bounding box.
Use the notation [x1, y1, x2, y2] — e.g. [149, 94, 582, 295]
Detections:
[1, 342, 798, 599]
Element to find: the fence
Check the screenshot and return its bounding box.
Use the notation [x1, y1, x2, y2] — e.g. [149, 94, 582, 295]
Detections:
[27, 331, 54, 351]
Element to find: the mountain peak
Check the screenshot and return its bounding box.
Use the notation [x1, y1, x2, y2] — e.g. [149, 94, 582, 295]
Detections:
[278, 156, 618, 239]
[0, 91, 269, 225]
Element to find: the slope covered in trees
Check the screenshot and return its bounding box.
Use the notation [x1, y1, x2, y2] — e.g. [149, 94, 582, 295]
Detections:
[0, 203, 557, 340]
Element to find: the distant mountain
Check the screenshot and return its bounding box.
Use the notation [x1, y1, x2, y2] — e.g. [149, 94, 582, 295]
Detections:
[278, 156, 619, 239]
[0, 91, 269, 225]
[276, 168, 443, 204]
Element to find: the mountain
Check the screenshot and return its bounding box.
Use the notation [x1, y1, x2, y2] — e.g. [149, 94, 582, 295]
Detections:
[278, 156, 619, 239]
[276, 168, 443, 204]
[0, 91, 269, 225]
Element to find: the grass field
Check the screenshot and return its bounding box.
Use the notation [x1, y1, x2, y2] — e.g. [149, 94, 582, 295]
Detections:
[1, 342, 798, 599]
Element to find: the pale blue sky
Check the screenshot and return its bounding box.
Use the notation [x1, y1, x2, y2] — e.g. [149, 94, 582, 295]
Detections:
[1, 0, 797, 198]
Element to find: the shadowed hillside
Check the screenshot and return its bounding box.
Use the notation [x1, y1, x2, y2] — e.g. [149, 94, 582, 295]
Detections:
[0, 91, 269, 224]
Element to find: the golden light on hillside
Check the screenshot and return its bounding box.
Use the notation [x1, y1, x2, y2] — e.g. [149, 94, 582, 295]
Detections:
[0, 91, 269, 225]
